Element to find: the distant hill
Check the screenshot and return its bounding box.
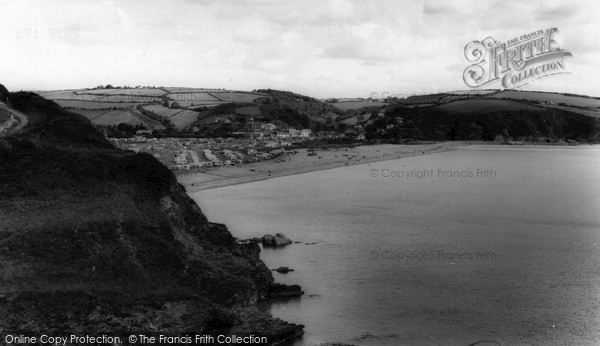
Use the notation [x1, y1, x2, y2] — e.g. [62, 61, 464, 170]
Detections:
[35, 87, 348, 133]
[363, 94, 600, 143]
[32, 86, 600, 142]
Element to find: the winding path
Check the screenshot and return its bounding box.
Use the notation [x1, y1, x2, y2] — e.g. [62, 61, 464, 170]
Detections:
[0, 102, 28, 136]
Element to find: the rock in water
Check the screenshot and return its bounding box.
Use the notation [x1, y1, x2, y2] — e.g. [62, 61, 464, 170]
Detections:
[268, 283, 304, 298]
[273, 266, 294, 273]
[262, 233, 293, 247]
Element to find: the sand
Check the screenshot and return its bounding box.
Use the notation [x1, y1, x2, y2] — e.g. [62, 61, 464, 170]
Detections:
[177, 142, 467, 191]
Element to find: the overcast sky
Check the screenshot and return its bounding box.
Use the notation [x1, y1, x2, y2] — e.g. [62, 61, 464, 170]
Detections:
[1, 0, 598, 98]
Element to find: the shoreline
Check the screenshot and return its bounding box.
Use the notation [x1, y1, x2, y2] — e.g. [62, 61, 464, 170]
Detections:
[178, 142, 467, 192]
[178, 141, 599, 192]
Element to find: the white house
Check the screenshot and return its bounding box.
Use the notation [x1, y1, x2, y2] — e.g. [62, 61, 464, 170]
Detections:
[262, 123, 277, 131]
[300, 129, 312, 138]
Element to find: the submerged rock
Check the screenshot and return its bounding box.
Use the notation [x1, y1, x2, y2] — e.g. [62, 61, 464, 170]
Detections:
[267, 283, 304, 299]
[262, 233, 293, 247]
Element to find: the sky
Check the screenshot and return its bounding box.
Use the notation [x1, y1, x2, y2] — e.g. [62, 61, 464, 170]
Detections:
[0, 0, 599, 98]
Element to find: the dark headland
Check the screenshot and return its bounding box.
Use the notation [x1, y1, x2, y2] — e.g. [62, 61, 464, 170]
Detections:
[0, 84, 304, 344]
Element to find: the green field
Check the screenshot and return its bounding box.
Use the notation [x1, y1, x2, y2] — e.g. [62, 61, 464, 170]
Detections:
[34, 88, 270, 130]
[163, 87, 224, 93]
[94, 95, 160, 103]
[71, 88, 166, 96]
[493, 90, 600, 108]
[210, 92, 264, 103]
[142, 104, 182, 118]
[332, 101, 387, 110]
[169, 110, 200, 129]
[447, 90, 500, 95]
[70, 109, 110, 121]
[438, 99, 543, 113]
[169, 92, 221, 102]
[36, 90, 79, 100]
[341, 113, 373, 125]
[549, 106, 600, 118]
[70, 108, 165, 129]
[55, 100, 141, 109]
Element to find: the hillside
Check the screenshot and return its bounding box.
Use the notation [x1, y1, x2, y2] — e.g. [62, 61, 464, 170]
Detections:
[0, 84, 303, 343]
[181, 89, 348, 136]
[364, 98, 600, 143]
[36, 87, 345, 134]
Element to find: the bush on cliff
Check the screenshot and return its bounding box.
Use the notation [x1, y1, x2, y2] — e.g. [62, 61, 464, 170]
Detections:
[0, 83, 8, 103]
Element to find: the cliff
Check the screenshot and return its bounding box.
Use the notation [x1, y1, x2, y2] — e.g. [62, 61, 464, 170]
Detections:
[0, 90, 303, 343]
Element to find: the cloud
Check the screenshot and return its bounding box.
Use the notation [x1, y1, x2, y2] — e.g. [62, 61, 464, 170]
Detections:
[0, 0, 599, 97]
[534, 4, 580, 21]
[423, 0, 457, 15]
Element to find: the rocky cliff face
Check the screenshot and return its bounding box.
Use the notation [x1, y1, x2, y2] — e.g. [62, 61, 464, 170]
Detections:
[0, 89, 303, 343]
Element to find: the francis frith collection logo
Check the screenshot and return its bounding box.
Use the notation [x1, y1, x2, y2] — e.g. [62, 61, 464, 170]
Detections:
[463, 28, 572, 89]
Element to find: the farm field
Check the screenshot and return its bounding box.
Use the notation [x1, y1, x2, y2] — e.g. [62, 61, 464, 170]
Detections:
[54, 100, 141, 109]
[89, 95, 160, 103]
[106, 88, 166, 96]
[169, 92, 221, 102]
[169, 110, 200, 130]
[35, 90, 79, 100]
[547, 106, 600, 118]
[332, 101, 387, 110]
[163, 87, 224, 93]
[99, 110, 164, 128]
[210, 92, 264, 103]
[341, 113, 372, 125]
[493, 90, 600, 108]
[73, 108, 164, 129]
[169, 100, 224, 108]
[447, 89, 500, 95]
[438, 99, 543, 113]
[70, 88, 166, 96]
[142, 105, 183, 118]
[70, 109, 110, 121]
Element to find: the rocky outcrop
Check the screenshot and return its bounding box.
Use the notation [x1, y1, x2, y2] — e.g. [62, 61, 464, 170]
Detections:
[262, 233, 293, 247]
[0, 90, 303, 344]
[268, 284, 304, 299]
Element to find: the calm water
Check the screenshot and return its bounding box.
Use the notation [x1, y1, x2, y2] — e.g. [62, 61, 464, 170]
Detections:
[191, 145, 600, 345]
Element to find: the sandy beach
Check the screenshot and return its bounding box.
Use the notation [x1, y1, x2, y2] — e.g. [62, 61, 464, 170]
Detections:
[178, 142, 467, 191]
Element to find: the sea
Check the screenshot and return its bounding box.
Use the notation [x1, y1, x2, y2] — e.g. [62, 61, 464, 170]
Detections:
[190, 145, 600, 345]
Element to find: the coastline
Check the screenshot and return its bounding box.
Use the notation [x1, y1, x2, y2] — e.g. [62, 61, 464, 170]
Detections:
[177, 142, 468, 192]
[177, 141, 599, 192]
